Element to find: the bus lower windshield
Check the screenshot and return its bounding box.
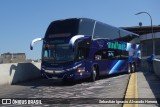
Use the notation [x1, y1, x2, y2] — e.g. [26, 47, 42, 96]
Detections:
[42, 44, 74, 63]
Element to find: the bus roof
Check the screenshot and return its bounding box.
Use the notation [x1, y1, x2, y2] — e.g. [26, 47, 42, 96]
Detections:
[45, 18, 139, 41]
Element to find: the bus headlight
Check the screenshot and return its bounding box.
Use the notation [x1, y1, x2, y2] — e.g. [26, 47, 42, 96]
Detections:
[77, 67, 85, 73]
[66, 64, 82, 71]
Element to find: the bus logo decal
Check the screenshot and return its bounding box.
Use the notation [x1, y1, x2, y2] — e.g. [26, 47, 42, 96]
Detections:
[108, 41, 127, 50]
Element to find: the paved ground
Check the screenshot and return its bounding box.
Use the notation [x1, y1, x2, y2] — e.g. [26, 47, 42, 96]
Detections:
[1, 71, 160, 107]
[137, 71, 160, 107]
[0, 73, 130, 107]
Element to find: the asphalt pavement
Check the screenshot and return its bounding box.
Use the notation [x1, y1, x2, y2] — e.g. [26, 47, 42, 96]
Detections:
[0, 73, 130, 107]
[1, 71, 160, 107]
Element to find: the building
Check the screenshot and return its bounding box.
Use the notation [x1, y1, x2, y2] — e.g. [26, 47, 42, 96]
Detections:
[122, 25, 160, 58]
[122, 25, 160, 35]
[0, 53, 26, 63]
[0, 56, 2, 63]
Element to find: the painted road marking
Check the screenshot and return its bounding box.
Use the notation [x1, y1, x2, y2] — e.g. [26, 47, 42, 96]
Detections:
[123, 73, 138, 107]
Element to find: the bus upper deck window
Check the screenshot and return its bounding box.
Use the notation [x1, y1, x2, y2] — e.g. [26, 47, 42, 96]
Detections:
[95, 55, 101, 60]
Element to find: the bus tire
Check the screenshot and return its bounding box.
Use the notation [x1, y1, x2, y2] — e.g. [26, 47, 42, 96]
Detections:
[90, 67, 97, 82]
[131, 63, 136, 73]
[128, 64, 132, 74]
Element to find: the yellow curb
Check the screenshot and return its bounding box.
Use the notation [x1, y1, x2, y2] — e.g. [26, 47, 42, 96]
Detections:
[123, 73, 138, 107]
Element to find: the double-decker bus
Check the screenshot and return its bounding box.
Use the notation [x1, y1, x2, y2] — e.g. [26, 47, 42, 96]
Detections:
[30, 18, 140, 82]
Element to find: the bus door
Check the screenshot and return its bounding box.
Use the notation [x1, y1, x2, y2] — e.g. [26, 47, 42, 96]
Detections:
[76, 46, 90, 78]
[94, 49, 111, 75]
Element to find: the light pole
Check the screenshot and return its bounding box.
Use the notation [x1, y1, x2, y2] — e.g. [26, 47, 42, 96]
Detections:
[135, 12, 154, 55]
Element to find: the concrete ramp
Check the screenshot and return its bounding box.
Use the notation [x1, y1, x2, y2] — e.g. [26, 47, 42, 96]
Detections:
[0, 62, 41, 85]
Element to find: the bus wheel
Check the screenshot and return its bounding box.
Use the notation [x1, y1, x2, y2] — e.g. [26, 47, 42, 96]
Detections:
[128, 64, 131, 74]
[132, 64, 136, 73]
[90, 67, 97, 82]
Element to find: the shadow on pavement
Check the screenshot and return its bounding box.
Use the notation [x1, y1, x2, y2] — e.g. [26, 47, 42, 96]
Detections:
[14, 71, 129, 89]
[142, 71, 160, 104]
[17, 78, 74, 88]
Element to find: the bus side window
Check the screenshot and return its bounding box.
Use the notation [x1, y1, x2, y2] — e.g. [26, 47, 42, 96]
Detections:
[95, 55, 102, 60]
[107, 51, 115, 59]
[94, 50, 106, 60]
[94, 49, 117, 60]
[120, 50, 129, 60]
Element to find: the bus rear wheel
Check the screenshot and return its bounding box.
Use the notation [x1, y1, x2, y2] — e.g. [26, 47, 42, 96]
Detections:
[128, 64, 132, 74]
[131, 64, 136, 73]
[128, 63, 136, 73]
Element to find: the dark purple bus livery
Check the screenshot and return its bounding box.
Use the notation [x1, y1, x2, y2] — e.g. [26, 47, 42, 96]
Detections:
[30, 18, 140, 82]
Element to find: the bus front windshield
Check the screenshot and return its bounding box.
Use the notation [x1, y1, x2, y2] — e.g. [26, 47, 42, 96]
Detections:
[42, 44, 74, 63]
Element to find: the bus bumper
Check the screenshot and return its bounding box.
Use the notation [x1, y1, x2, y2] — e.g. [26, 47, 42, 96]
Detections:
[41, 69, 75, 81]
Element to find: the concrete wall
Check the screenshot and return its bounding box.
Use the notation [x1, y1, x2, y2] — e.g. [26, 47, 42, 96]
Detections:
[0, 62, 41, 85]
[140, 59, 149, 72]
[140, 59, 160, 78]
[153, 59, 160, 78]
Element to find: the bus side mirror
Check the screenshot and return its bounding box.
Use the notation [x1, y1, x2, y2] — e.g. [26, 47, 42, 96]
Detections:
[30, 38, 43, 50]
[69, 35, 84, 48]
